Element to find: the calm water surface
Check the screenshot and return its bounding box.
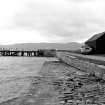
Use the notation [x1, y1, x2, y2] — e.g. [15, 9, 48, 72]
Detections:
[0, 57, 57, 81]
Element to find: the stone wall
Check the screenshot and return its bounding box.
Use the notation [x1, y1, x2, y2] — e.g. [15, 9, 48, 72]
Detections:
[56, 52, 105, 79]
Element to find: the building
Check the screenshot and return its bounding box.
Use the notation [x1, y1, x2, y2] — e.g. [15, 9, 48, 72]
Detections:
[85, 32, 105, 54]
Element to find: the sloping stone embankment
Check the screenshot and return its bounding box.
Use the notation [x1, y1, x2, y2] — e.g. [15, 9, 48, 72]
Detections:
[1, 60, 105, 105]
[56, 52, 105, 79]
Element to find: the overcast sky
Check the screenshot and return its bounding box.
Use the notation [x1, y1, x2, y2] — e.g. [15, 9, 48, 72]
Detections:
[0, 0, 105, 44]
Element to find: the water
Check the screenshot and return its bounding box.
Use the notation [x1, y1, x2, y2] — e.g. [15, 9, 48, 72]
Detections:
[0, 57, 59, 103]
[0, 57, 57, 81]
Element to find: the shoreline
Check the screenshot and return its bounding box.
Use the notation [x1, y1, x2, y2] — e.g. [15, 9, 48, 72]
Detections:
[0, 58, 105, 105]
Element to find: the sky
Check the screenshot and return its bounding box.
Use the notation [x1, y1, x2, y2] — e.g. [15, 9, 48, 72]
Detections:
[0, 0, 105, 44]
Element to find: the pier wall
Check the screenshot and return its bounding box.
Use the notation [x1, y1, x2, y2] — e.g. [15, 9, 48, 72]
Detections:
[56, 52, 105, 79]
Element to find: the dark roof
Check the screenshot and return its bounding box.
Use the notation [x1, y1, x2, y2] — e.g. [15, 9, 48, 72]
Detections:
[85, 32, 105, 43]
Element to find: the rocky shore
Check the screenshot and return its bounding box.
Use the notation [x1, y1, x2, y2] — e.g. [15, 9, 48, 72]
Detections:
[0, 59, 105, 105]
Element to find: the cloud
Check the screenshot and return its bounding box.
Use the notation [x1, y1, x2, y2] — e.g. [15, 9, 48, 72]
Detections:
[0, 0, 28, 27]
[0, 0, 105, 44]
[13, 0, 105, 43]
[0, 28, 50, 45]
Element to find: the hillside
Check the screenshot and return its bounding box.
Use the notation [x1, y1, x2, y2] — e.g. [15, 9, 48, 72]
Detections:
[0, 42, 82, 50]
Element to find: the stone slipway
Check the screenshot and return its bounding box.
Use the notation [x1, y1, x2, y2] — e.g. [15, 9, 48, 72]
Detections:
[56, 51, 105, 79]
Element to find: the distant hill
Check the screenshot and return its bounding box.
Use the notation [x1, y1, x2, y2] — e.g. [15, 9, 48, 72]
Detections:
[0, 42, 82, 51]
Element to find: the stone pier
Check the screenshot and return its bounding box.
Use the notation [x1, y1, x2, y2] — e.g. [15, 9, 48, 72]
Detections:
[56, 51, 105, 79]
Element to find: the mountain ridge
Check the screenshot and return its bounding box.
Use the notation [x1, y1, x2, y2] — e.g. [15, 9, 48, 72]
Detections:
[0, 42, 82, 50]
